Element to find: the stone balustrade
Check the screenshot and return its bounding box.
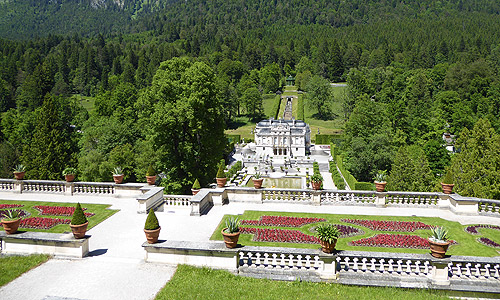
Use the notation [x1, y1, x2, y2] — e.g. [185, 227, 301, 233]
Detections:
[163, 194, 191, 208]
[136, 185, 165, 213]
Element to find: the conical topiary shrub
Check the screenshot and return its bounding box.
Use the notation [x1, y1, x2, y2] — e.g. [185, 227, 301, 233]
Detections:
[216, 163, 227, 188]
[144, 209, 161, 244]
[191, 179, 201, 195]
[70, 203, 88, 239]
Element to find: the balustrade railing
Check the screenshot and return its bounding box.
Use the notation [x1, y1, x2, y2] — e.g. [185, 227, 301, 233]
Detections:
[164, 195, 191, 207]
[238, 249, 323, 271]
[336, 253, 431, 277]
[448, 259, 500, 280]
[73, 182, 114, 195]
[385, 191, 440, 206]
[262, 189, 312, 203]
[321, 190, 377, 205]
[23, 180, 66, 193]
[0, 179, 15, 191]
[478, 199, 500, 217]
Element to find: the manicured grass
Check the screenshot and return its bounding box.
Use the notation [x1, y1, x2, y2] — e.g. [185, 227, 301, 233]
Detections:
[0, 200, 118, 233]
[262, 93, 279, 118]
[0, 254, 50, 287]
[155, 264, 450, 300]
[211, 211, 500, 257]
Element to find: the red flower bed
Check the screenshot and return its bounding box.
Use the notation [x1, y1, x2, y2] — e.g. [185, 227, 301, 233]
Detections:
[241, 216, 326, 227]
[240, 227, 320, 244]
[477, 237, 500, 248]
[34, 205, 95, 217]
[0, 204, 24, 209]
[465, 224, 500, 235]
[341, 219, 431, 232]
[310, 224, 363, 238]
[349, 234, 431, 249]
[19, 217, 71, 230]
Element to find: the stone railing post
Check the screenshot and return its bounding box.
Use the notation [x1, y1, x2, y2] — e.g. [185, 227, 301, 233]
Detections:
[64, 182, 74, 196]
[13, 180, 23, 194]
[430, 260, 450, 286]
[311, 191, 321, 206]
[375, 192, 386, 207]
[438, 194, 450, 209]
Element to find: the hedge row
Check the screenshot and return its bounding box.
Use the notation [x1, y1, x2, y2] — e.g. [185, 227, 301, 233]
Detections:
[227, 161, 242, 180]
[297, 96, 304, 121]
[336, 154, 357, 189]
[272, 95, 281, 119]
[329, 161, 346, 189]
[226, 134, 241, 144]
[354, 182, 375, 191]
[315, 134, 342, 145]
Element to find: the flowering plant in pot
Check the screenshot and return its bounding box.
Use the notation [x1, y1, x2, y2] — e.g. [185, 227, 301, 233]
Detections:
[1, 209, 22, 234]
[13, 164, 26, 180]
[191, 179, 201, 195]
[215, 163, 227, 188]
[428, 226, 451, 258]
[311, 173, 323, 190]
[146, 165, 156, 185]
[112, 167, 124, 184]
[70, 203, 88, 239]
[316, 223, 340, 253]
[252, 172, 264, 189]
[144, 209, 161, 244]
[373, 170, 387, 192]
[62, 167, 77, 182]
[222, 217, 240, 248]
[441, 170, 454, 194]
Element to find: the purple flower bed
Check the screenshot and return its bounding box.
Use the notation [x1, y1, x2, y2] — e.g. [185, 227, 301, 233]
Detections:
[240, 227, 319, 244]
[465, 224, 500, 235]
[477, 237, 500, 248]
[310, 224, 364, 238]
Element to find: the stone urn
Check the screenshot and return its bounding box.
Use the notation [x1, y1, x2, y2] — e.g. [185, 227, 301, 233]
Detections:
[1, 218, 21, 234]
[146, 175, 156, 185]
[65, 174, 75, 182]
[144, 227, 161, 244]
[253, 178, 264, 189]
[311, 181, 322, 190]
[70, 222, 88, 239]
[320, 239, 337, 254]
[13, 172, 25, 180]
[441, 183, 454, 194]
[113, 174, 124, 184]
[375, 181, 387, 192]
[429, 239, 451, 258]
[216, 177, 227, 188]
[191, 189, 200, 196]
[221, 228, 240, 248]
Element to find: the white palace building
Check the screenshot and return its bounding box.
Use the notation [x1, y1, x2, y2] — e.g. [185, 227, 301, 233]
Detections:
[254, 118, 311, 157]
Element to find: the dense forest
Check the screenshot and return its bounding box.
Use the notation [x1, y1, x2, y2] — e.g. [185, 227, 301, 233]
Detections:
[0, 0, 499, 198]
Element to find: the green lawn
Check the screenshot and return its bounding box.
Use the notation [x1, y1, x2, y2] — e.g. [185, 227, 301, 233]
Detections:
[155, 264, 450, 300]
[71, 94, 95, 113]
[211, 211, 500, 257]
[262, 93, 280, 119]
[0, 200, 118, 233]
[0, 254, 50, 287]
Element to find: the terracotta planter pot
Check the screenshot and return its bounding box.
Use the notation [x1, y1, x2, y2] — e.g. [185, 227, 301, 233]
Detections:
[253, 178, 264, 189]
[216, 177, 227, 188]
[113, 174, 124, 184]
[13, 172, 25, 180]
[144, 227, 161, 244]
[191, 189, 200, 195]
[221, 228, 240, 248]
[375, 181, 387, 192]
[429, 239, 451, 258]
[65, 174, 75, 182]
[320, 239, 337, 254]
[2, 218, 21, 234]
[441, 183, 454, 194]
[146, 175, 157, 185]
[312, 181, 322, 190]
[70, 222, 88, 239]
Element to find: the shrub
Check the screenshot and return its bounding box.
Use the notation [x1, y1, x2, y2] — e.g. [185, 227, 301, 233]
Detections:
[297, 97, 304, 120]
[227, 161, 242, 179]
[315, 134, 342, 145]
[192, 179, 201, 190]
[311, 173, 323, 182]
[354, 182, 375, 191]
[146, 165, 156, 176]
[71, 203, 87, 225]
[442, 169, 454, 184]
[336, 154, 357, 189]
[316, 223, 340, 244]
[226, 134, 241, 144]
[216, 163, 226, 178]
[224, 217, 240, 234]
[62, 167, 77, 176]
[272, 95, 281, 119]
[373, 170, 387, 183]
[13, 164, 26, 173]
[144, 209, 160, 230]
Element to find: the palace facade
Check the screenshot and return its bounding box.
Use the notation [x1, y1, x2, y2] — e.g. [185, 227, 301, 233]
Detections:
[254, 118, 311, 157]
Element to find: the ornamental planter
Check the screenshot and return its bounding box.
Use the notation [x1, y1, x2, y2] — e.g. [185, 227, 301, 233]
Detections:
[1, 218, 21, 234]
[14, 172, 25, 180]
[65, 174, 75, 182]
[253, 178, 264, 189]
[320, 239, 337, 254]
[70, 221, 88, 239]
[216, 177, 227, 188]
[429, 239, 451, 258]
[375, 182, 387, 192]
[441, 183, 454, 194]
[144, 227, 161, 244]
[311, 181, 322, 190]
[191, 189, 200, 196]
[221, 228, 240, 248]
[146, 175, 157, 185]
[113, 174, 124, 184]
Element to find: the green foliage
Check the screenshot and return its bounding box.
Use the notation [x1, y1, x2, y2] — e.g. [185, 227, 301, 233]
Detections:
[387, 145, 435, 192]
[70, 203, 87, 226]
[62, 167, 77, 176]
[311, 173, 323, 183]
[271, 94, 281, 119]
[226, 135, 241, 144]
[254, 172, 262, 179]
[304, 75, 332, 120]
[227, 161, 242, 180]
[192, 179, 201, 190]
[224, 217, 240, 234]
[315, 134, 342, 145]
[144, 209, 160, 230]
[113, 167, 124, 176]
[0, 254, 50, 288]
[354, 182, 375, 191]
[216, 163, 226, 179]
[373, 170, 387, 183]
[13, 164, 26, 173]
[430, 226, 449, 242]
[336, 155, 357, 189]
[442, 169, 454, 184]
[1, 209, 20, 220]
[146, 165, 156, 176]
[315, 223, 340, 244]
[297, 96, 304, 121]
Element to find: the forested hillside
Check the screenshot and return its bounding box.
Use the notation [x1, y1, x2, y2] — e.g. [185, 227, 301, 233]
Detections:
[0, 0, 499, 198]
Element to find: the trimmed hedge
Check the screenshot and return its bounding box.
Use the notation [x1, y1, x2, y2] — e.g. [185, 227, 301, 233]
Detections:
[354, 182, 375, 191]
[71, 202, 87, 225]
[336, 154, 357, 189]
[297, 96, 304, 121]
[228, 161, 243, 181]
[329, 160, 346, 189]
[315, 134, 342, 145]
[272, 95, 281, 119]
[226, 134, 241, 144]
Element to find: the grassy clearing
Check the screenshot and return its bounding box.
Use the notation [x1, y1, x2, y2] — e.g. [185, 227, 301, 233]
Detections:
[211, 211, 500, 257]
[0, 199, 118, 233]
[155, 264, 450, 300]
[0, 254, 50, 287]
[71, 94, 95, 113]
[262, 93, 279, 119]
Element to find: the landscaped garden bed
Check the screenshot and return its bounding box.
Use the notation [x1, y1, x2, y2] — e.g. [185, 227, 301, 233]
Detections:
[0, 200, 117, 233]
[211, 211, 500, 257]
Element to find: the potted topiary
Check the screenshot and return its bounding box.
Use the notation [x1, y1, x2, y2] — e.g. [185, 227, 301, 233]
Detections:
[374, 170, 387, 192]
[216, 163, 227, 188]
[252, 172, 264, 189]
[441, 170, 454, 194]
[62, 167, 77, 182]
[316, 223, 340, 253]
[311, 173, 323, 190]
[1, 209, 22, 234]
[13, 164, 26, 180]
[112, 167, 124, 184]
[144, 209, 161, 244]
[191, 179, 201, 195]
[428, 226, 451, 258]
[70, 203, 88, 239]
[221, 217, 240, 248]
[146, 165, 156, 185]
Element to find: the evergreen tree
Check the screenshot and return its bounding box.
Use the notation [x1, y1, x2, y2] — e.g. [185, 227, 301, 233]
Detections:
[387, 145, 435, 192]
